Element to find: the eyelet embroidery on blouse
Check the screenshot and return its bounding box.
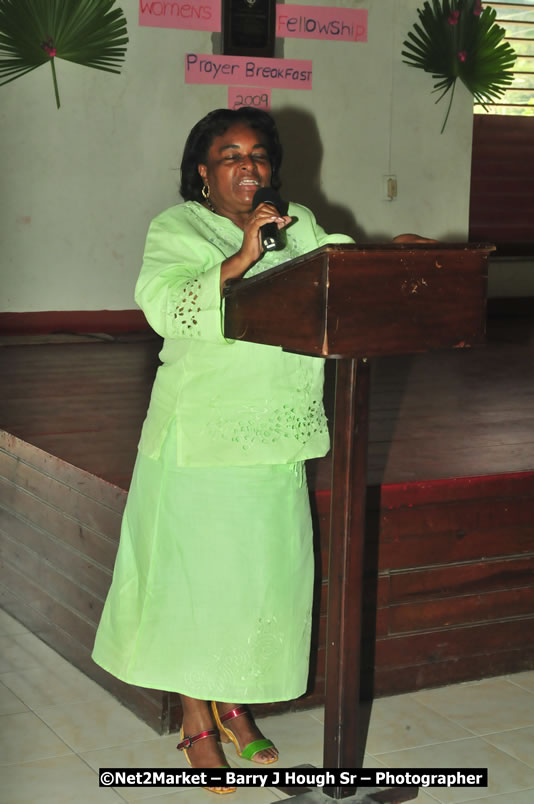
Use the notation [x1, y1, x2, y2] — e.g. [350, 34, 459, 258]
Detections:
[207, 400, 328, 451]
[170, 277, 202, 337]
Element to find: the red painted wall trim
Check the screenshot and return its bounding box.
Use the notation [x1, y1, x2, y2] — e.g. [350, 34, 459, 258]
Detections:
[3, 299, 532, 336]
[314, 470, 534, 511]
[0, 310, 150, 335]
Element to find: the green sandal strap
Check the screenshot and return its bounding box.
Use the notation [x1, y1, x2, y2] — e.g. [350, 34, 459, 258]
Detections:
[240, 738, 276, 761]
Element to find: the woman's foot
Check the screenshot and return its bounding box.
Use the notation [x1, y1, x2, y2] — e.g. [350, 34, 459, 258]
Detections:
[178, 697, 235, 794]
[212, 701, 278, 764]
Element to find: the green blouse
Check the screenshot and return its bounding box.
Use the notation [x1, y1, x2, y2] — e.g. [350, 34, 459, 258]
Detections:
[135, 200, 354, 466]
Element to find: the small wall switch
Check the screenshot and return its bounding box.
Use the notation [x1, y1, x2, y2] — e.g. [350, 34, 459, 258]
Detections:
[384, 174, 397, 201]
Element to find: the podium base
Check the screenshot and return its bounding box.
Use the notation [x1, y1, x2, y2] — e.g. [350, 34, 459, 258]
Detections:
[270, 786, 418, 803]
[271, 767, 418, 803]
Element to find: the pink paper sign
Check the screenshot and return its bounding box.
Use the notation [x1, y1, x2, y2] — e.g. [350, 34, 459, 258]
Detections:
[139, 0, 220, 32]
[277, 5, 368, 42]
[185, 54, 312, 89]
[228, 87, 271, 111]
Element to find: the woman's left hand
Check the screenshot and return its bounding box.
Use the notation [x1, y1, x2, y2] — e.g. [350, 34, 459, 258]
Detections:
[392, 233, 437, 243]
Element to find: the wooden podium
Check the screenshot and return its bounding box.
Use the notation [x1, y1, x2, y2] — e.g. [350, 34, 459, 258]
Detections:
[223, 243, 491, 801]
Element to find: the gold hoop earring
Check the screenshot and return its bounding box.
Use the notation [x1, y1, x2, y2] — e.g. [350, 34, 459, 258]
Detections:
[201, 183, 216, 212]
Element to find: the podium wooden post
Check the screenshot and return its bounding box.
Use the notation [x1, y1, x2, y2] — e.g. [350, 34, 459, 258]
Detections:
[224, 243, 491, 801]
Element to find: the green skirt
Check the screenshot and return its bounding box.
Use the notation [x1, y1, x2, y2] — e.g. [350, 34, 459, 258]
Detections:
[92, 427, 314, 703]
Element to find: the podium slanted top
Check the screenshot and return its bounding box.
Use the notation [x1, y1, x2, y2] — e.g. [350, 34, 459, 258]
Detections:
[223, 242, 493, 359]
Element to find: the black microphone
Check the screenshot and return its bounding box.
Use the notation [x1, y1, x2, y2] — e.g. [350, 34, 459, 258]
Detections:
[252, 187, 289, 251]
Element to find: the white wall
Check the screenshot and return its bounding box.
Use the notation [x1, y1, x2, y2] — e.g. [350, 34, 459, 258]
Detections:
[488, 258, 534, 297]
[1, 0, 477, 313]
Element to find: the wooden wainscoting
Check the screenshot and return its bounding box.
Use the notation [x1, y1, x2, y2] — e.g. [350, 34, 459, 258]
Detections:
[0, 430, 180, 733]
[308, 473, 534, 706]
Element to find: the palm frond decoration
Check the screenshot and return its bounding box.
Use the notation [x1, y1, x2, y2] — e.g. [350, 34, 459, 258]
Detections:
[0, 0, 128, 109]
[402, 0, 517, 132]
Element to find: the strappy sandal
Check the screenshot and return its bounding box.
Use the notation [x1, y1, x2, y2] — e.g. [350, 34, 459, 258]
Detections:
[211, 702, 278, 765]
[176, 727, 236, 795]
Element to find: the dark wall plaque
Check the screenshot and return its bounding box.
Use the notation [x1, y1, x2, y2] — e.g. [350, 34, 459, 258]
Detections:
[223, 0, 276, 57]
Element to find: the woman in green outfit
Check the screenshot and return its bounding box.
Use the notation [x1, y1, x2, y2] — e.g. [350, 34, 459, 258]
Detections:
[92, 107, 354, 789]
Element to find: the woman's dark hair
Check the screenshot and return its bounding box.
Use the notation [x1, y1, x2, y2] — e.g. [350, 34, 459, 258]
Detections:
[180, 107, 283, 202]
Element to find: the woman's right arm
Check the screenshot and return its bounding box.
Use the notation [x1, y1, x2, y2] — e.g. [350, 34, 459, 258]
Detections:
[136, 205, 291, 342]
[135, 215, 229, 344]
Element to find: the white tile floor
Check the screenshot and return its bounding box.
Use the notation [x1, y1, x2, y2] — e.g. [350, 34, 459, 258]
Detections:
[1, 608, 534, 804]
